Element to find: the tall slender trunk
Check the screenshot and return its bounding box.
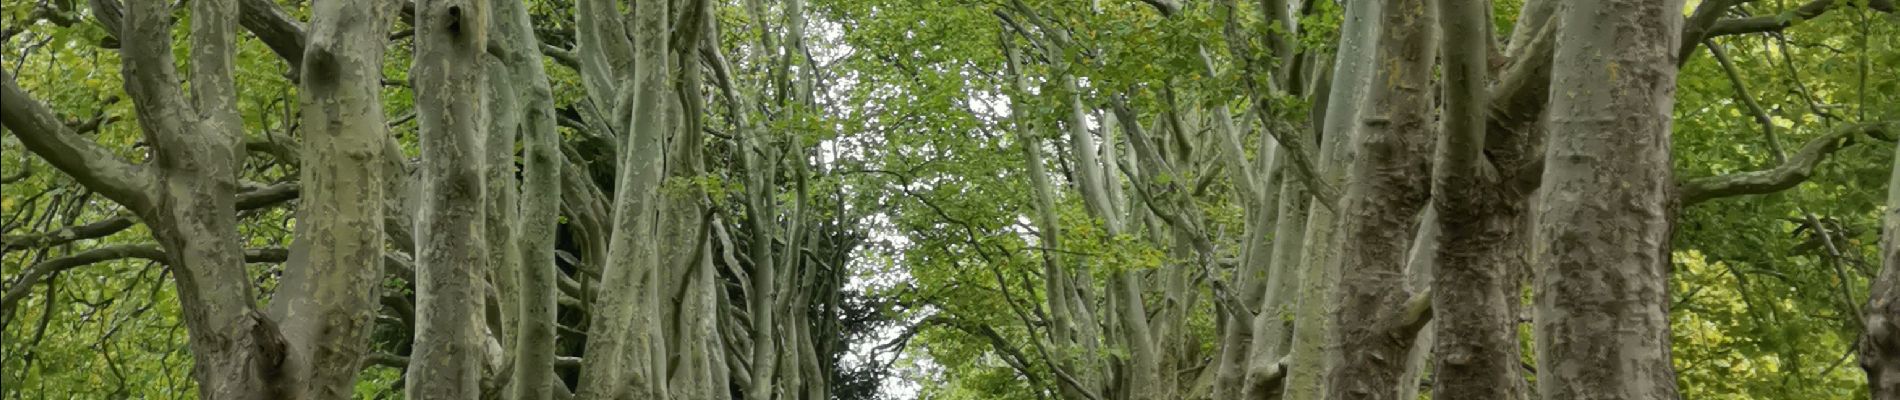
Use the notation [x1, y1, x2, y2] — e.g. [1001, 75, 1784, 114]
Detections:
[484, 0, 564, 397]
[409, 0, 491, 397]
[1533, 0, 1684, 398]
[482, 50, 523, 362]
[272, 0, 396, 397]
[1242, 160, 1311, 400]
[574, 0, 672, 396]
[1283, 0, 1382, 397]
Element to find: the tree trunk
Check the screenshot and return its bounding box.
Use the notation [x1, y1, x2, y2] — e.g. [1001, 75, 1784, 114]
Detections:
[1242, 160, 1311, 400]
[1321, 0, 1437, 396]
[408, 0, 491, 397]
[482, 47, 523, 363]
[574, 0, 672, 396]
[487, 0, 564, 397]
[1532, 0, 1684, 398]
[1427, 0, 1530, 396]
[1282, 0, 1381, 397]
[1861, 139, 1900, 398]
[115, 0, 292, 397]
[271, 0, 396, 397]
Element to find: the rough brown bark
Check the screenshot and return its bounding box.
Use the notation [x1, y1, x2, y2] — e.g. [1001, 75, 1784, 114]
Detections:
[1428, 0, 1530, 397]
[1320, 0, 1437, 398]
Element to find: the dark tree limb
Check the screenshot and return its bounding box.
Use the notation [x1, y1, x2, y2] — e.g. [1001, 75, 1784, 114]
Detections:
[1679, 122, 1894, 205]
[1678, 0, 1893, 64]
[1, 216, 138, 253]
[237, 0, 307, 69]
[0, 244, 292, 315]
[1137, 0, 1182, 16]
[1707, 0, 1892, 37]
[0, 71, 154, 211]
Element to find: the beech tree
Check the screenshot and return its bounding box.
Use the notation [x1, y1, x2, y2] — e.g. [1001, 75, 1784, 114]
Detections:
[1, 0, 1896, 399]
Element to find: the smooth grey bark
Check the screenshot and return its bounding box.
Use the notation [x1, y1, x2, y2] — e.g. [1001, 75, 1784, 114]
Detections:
[1102, 107, 1170, 400]
[1320, 0, 1437, 396]
[1532, 0, 1684, 398]
[1214, 143, 1280, 400]
[409, 0, 491, 397]
[1206, 38, 1285, 399]
[1241, 159, 1310, 400]
[271, 0, 396, 397]
[1282, 0, 1381, 397]
[483, 50, 523, 364]
[705, 25, 781, 400]
[575, 0, 633, 117]
[1001, 33, 1103, 400]
[1862, 139, 1900, 398]
[573, 0, 671, 397]
[661, 2, 714, 398]
[486, 0, 564, 397]
[1395, 208, 1437, 400]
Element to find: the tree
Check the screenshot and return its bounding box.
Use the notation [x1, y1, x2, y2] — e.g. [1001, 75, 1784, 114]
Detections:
[2, 0, 1896, 399]
[1532, 0, 1684, 398]
[1863, 138, 1900, 398]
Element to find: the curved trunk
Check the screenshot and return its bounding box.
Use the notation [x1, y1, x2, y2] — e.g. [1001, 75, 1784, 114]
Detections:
[487, 0, 565, 397]
[573, 0, 672, 396]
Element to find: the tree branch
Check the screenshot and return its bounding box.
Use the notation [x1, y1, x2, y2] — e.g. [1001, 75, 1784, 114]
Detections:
[1678, 0, 1893, 63]
[1, 215, 137, 252]
[1137, 0, 1182, 16]
[1706, 0, 1891, 37]
[237, 0, 306, 71]
[1, 71, 154, 211]
[2, 182, 296, 253]
[0, 244, 292, 315]
[1679, 122, 1894, 205]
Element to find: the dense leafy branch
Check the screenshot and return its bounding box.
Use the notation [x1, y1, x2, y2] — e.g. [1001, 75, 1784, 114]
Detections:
[0, 71, 154, 211]
[1679, 122, 1895, 205]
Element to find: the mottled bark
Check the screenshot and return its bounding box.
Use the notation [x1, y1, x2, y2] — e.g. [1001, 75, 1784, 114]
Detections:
[482, 49, 523, 361]
[1532, 0, 1684, 398]
[662, 2, 714, 398]
[572, 0, 671, 397]
[485, 0, 564, 397]
[409, 0, 491, 397]
[271, 0, 396, 397]
[114, 0, 292, 397]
